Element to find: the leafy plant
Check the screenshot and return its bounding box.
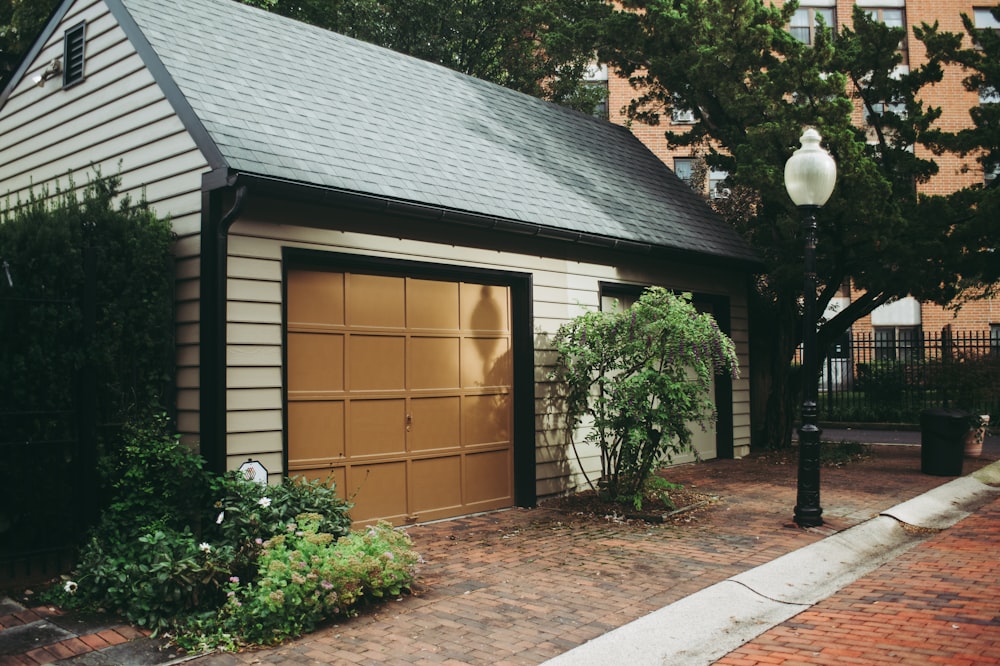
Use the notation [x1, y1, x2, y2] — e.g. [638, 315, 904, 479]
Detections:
[642, 476, 684, 512]
[96, 413, 214, 542]
[182, 518, 420, 649]
[45, 412, 416, 649]
[208, 472, 353, 580]
[551, 287, 738, 507]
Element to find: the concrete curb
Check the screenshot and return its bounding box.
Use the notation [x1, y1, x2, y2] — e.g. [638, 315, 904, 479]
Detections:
[542, 460, 1000, 666]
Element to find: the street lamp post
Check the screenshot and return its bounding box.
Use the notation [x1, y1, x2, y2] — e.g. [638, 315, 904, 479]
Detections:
[784, 128, 837, 528]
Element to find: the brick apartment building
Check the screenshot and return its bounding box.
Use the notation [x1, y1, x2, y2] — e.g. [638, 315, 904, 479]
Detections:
[591, 1, 999, 354]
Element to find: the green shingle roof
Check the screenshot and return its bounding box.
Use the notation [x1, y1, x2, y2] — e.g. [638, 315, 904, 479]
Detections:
[117, 0, 758, 264]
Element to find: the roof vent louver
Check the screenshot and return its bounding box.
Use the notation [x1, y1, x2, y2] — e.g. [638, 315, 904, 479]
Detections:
[62, 22, 86, 88]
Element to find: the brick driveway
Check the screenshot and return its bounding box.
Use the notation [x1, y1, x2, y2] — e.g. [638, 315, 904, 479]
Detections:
[190, 446, 997, 666]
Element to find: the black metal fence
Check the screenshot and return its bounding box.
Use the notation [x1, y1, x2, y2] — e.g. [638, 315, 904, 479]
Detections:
[819, 330, 999, 424]
[0, 254, 98, 587]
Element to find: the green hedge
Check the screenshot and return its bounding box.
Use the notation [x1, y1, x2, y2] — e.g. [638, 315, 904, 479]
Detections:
[1, 173, 175, 431]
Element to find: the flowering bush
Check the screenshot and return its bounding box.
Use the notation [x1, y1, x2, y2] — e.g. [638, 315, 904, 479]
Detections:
[47, 414, 419, 650]
[551, 287, 739, 507]
[198, 517, 420, 647]
[207, 471, 352, 582]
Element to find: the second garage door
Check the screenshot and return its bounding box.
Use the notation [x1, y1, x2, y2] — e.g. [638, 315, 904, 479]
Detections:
[286, 269, 514, 525]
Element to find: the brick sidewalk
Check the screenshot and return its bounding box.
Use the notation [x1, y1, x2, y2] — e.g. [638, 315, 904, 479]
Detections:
[184, 446, 997, 666]
[716, 495, 1000, 666]
[0, 605, 158, 666]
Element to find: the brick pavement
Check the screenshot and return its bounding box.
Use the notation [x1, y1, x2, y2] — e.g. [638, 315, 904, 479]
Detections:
[715, 494, 1000, 666]
[184, 446, 997, 666]
[0, 603, 154, 666]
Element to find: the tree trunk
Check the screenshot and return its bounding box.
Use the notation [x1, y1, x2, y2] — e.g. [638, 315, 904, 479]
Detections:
[750, 293, 801, 450]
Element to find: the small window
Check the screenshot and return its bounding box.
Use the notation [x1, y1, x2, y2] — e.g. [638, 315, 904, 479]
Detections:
[586, 80, 609, 119]
[63, 22, 86, 88]
[600, 283, 645, 313]
[671, 107, 696, 124]
[790, 6, 835, 45]
[673, 157, 695, 186]
[864, 98, 907, 122]
[862, 7, 908, 64]
[974, 7, 1000, 33]
[875, 325, 921, 361]
[991, 324, 1000, 355]
[709, 169, 730, 199]
[583, 63, 609, 120]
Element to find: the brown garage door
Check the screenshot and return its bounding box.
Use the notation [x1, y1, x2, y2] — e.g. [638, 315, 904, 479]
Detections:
[286, 269, 514, 525]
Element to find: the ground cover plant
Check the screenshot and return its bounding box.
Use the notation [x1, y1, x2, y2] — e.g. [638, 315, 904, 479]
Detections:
[44, 414, 421, 652]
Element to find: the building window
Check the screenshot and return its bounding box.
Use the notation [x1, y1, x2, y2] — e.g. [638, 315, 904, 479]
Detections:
[709, 169, 730, 199]
[671, 94, 696, 124]
[986, 163, 999, 186]
[973, 7, 1000, 35]
[600, 284, 644, 313]
[586, 81, 609, 120]
[861, 7, 908, 64]
[863, 98, 907, 122]
[789, 5, 835, 45]
[874, 325, 921, 361]
[583, 63, 609, 120]
[991, 324, 1000, 355]
[981, 85, 1000, 105]
[673, 157, 695, 186]
[62, 22, 86, 88]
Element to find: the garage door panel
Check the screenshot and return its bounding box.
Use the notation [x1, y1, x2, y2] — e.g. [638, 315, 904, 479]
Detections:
[409, 397, 461, 451]
[462, 336, 511, 388]
[463, 393, 511, 445]
[411, 456, 463, 515]
[348, 274, 405, 328]
[461, 283, 509, 332]
[287, 270, 344, 326]
[347, 462, 408, 524]
[287, 332, 344, 393]
[349, 399, 406, 457]
[349, 335, 405, 390]
[407, 279, 459, 330]
[409, 337, 460, 389]
[466, 449, 512, 505]
[288, 401, 345, 462]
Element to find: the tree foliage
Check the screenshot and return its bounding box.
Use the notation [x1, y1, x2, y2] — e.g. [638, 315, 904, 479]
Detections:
[0, 0, 60, 89]
[601, 0, 992, 448]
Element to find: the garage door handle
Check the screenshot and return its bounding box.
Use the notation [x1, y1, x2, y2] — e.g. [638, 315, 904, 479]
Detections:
[406, 413, 412, 432]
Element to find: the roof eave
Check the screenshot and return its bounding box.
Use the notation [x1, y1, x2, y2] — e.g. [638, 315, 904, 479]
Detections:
[204, 170, 763, 271]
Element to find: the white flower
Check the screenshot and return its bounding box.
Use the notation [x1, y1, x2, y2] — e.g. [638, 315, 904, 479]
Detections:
[258, 497, 272, 508]
[199, 542, 211, 553]
[63, 580, 78, 594]
[216, 511, 225, 524]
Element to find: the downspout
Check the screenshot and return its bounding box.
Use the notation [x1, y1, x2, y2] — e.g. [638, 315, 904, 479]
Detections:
[200, 178, 247, 474]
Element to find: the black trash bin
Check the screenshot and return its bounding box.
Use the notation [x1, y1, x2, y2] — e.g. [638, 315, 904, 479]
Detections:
[920, 408, 969, 476]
